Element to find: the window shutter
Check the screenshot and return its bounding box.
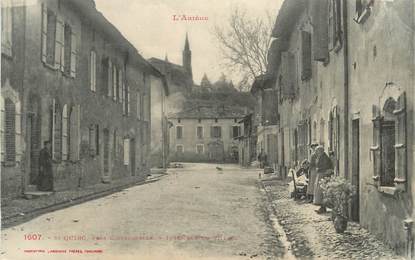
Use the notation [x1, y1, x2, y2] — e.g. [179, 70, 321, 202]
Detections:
[123, 139, 129, 165]
[112, 66, 117, 101]
[229, 126, 233, 139]
[371, 105, 382, 183]
[118, 69, 123, 104]
[0, 98, 4, 162]
[41, 4, 48, 63]
[394, 93, 407, 187]
[301, 31, 312, 80]
[210, 126, 214, 138]
[311, 0, 329, 62]
[107, 59, 112, 97]
[70, 31, 77, 77]
[4, 99, 15, 162]
[127, 84, 130, 116]
[51, 99, 56, 160]
[90, 51, 96, 91]
[95, 124, 99, 155]
[62, 105, 68, 160]
[136, 92, 140, 119]
[281, 52, 296, 98]
[15, 102, 22, 162]
[55, 17, 64, 70]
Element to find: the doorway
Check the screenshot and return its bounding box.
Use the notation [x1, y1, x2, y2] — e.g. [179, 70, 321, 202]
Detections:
[351, 118, 360, 222]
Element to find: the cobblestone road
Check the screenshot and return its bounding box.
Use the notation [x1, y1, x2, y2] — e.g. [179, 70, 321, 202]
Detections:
[261, 178, 404, 260]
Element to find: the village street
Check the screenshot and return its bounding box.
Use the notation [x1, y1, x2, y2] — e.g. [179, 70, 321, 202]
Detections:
[1, 163, 403, 260]
[1, 164, 285, 260]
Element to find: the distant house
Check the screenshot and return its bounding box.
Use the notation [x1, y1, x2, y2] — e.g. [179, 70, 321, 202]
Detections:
[250, 75, 280, 174]
[168, 105, 245, 163]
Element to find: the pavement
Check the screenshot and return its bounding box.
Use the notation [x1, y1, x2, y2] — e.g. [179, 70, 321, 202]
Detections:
[1, 163, 283, 260]
[261, 178, 404, 260]
[1, 169, 166, 228]
[0, 163, 404, 260]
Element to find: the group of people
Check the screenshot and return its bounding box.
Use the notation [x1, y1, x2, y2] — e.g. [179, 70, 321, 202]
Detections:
[294, 144, 334, 214]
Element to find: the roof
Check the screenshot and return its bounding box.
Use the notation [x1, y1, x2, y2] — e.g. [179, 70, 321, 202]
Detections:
[67, 0, 155, 72]
[271, 0, 308, 39]
[168, 105, 246, 119]
[148, 58, 192, 90]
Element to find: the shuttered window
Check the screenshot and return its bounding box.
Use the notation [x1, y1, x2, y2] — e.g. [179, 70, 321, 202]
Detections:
[118, 69, 123, 105]
[51, 99, 62, 161]
[90, 50, 97, 92]
[281, 52, 296, 98]
[301, 31, 312, 81]
[62, 104, 69, 160]
[123, 138, 130, 165]
[136, 91, 141, 120]
[211, 126, 222, 138]
[69, 105, 80, 161]
[112, 65, 117, 101]
[4, 98, 16, 163]
[311, 0, 329, 62]
[103, 58, 112, 97]
[197, 126, 203, 139]
[1, 0, 13, 56]
[44, 8, 56, 65]
[371, 92, 407, 190]
[55, 17, 64, 71]
[176, 126, 183, 139]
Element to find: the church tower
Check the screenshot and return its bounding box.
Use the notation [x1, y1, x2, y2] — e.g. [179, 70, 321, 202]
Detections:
[182, 33, 193, 81]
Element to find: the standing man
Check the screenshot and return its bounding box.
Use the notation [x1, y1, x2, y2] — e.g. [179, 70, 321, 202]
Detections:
[313, 146, 334, 214]
[258, 148, 267, 169]
[306, 143, 319, 203]
[38, 141, 53, 191]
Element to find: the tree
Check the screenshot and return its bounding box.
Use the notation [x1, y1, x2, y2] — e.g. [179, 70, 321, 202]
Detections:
[214, 7, 273, 91]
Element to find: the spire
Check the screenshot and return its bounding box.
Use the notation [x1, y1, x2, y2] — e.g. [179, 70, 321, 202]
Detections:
[164, 53, 169, 62]
[184, 32, 190, 51]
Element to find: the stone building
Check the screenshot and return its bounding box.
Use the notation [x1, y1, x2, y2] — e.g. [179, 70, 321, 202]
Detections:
[149, 69, 169, 168]
[168, 105, 244, 163]
[265, 0, 414, 256]
[1, 0, 161, 201]
[148, 34, 194, 114]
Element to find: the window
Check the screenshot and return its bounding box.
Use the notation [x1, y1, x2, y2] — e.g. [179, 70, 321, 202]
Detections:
[103, 58, 112, 97]
[119, 69, 123, 105]
[301, 31, 312, 81]
[90, 50, 96, 92]
[62, 104, 69, 160]
[113, 130, 117, 161]
[1, 0, 13, 56]
[328, 0, 342, 51]
[319, 119, 325, 145]
[4, 98, 16, 163]
[88, 124, 99, 156]
[136, 91, 141, 120]
[211, 126, 222, 138]
[69, 105, 80, 161]
[196, 144, 204, 154]
[103, 129, 110, 172]
[176, 145, 184, 153]
[176, 126, 183, 139]
[42, 7, 56, 65]
[51, 99, 62, 161]
[197, 126, 203, 139]
[232, 126, 241, 138]
[63, 23, 72, 73]
[112, 65, 118, 101]
[372, 90, 407, 190]
[123, 138, 130, 165]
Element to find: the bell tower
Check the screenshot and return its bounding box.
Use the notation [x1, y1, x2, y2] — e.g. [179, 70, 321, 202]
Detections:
[182, 33, 193, 81]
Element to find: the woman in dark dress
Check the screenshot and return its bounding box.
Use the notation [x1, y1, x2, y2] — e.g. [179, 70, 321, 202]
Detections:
[38, 141, 53, 191]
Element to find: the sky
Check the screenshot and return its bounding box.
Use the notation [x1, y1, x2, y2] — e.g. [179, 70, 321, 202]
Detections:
[95, 0, 283, 85]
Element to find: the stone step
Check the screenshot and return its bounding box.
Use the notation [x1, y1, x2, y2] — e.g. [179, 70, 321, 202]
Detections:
[24, 191, 53, 200]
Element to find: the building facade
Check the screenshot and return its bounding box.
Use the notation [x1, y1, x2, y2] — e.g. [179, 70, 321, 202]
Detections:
[149, 71, 169, 168]
[168, 106, 244, 163]
[1, 0, 157, 201]
[265, 0, 414, 256]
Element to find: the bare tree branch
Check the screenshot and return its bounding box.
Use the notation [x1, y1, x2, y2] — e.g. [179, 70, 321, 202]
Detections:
[213, 7, 272, 89]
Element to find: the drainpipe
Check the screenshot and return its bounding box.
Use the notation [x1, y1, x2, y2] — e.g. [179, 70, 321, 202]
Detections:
[342, 0, 350, 179]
